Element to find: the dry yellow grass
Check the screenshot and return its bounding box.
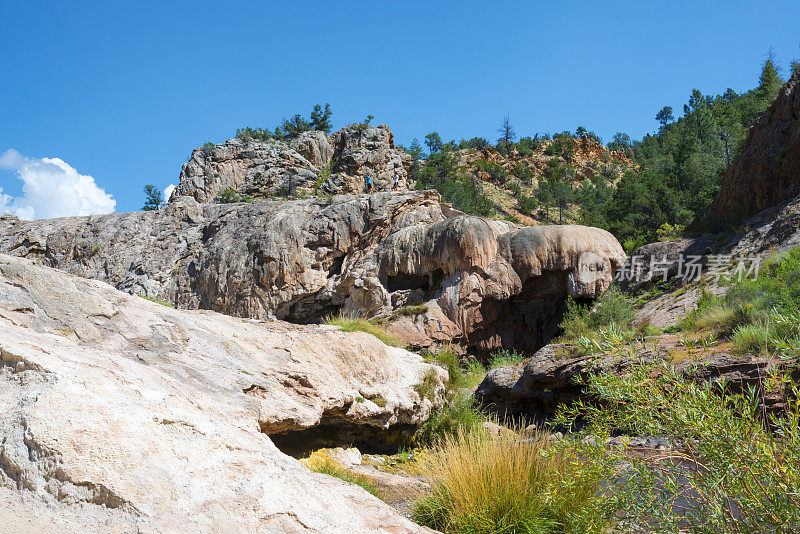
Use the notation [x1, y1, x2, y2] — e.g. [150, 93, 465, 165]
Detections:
[413, 424, 613, 533]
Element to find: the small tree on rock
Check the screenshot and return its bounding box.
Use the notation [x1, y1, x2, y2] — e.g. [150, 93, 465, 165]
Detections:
[142, 185, 164, 211]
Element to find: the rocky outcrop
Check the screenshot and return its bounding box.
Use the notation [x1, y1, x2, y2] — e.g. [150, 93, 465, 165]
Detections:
[0, 192, 625, 353]
[323, 124, 412, 194]
[171, 124, 412, 202]
[171, 137, 321, 203]
[476, 337, 799, 422]
[711, 70, 800, 220]
[0, 253, 440, 532]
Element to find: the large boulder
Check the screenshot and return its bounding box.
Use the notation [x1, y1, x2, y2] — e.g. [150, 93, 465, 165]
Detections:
[0, 191, 625, 353]
[0, 254, 440, 532]
[711, 70, 800, 220]
[378, 220, 626, 352]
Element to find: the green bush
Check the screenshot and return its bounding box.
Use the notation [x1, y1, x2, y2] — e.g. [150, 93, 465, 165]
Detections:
[556, 361, 800, 533]
[560, 286, 635, 342]
[216, 188, 254, 203]
[488, 349, 525, 369]
[414, 348, 487, 445]
[686, 248, 800, 345]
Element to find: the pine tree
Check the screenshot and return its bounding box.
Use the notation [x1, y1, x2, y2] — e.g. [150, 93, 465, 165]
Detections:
[757, 48, 783, 100]
[655, 106, 674, 128]
[142, 185, 164, 211]
[309, 103, 333, 133]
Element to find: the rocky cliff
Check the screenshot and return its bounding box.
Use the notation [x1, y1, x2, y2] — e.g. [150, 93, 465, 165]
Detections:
[171, 124, 412, 202]
[0, 254, 440, 533]
[711, 70, 800, 220]
[0, 190, 624, 354]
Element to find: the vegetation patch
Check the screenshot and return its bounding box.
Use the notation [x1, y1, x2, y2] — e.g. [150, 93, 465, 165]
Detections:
[559, 286, 635, 343]
[308, 457, 381, 497]
[324, 312, 405, 347]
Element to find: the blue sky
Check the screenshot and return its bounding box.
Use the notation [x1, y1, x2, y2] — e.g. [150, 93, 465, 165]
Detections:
[2, 0, 799, 216]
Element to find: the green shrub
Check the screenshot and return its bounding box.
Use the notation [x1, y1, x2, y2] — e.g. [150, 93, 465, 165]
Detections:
[394, 304, 429, 317]
[216, 188, 254, 203]
[367, 394, 387, 407]
[324, 313, 405, 347]
[560, 286, 634, 342]
[732, 323, 769, 354]
[556, 361, 800, 533]
[415, 348, 488, 444]
[313, 163, 332, 194]
[413, 425, 616, 533]
[200, 142, 216, 157]
[413, 390, 485, 446]
[414, 367, 440, 400]
[685, 248, 800, 338]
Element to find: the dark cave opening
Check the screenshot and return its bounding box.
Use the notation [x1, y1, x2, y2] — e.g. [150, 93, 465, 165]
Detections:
[466, 271, 597, 357]
[268, 423, 417, 458]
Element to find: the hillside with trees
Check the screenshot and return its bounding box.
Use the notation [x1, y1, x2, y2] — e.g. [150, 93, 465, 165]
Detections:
[407, 53, 800, 251]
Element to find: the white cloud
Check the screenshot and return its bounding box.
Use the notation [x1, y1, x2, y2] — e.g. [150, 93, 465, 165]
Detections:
[163, 184, 176, 202]
[0, 149, 116, 220]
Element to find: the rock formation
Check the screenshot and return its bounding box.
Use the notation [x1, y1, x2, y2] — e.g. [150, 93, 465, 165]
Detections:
[0, 253, 440, 532]
[171, 124, 412, 202]
[711, 70, 800, 220]
[0, 190, 625, 354]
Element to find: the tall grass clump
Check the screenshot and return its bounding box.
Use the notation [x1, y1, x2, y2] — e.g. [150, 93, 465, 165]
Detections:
[324, 312, 404, 347]
[413, 424, 617, 533]
[556, 361, 800, 533]
[560, 285, 635, 342]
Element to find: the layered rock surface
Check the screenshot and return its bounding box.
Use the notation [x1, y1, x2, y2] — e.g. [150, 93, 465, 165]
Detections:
[0, 191, 625, 353]
[0, 253, 440, 533]
[171, 124, 412, 202]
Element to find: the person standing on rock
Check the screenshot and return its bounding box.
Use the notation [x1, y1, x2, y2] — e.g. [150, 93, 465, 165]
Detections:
[392, 172, 400, 191]
[366, 174, 373, 192]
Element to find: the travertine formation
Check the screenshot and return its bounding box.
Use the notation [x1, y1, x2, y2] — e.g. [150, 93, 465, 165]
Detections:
[0, 254, 440, 533]
[0, 190, 625, 353]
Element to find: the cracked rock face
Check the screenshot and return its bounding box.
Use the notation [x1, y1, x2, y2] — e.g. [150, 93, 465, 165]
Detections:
[0, 191, 624, 353]
[711, 70, 800, 220]
[0, 254, 440, 533]
[171, 124, 412, 202]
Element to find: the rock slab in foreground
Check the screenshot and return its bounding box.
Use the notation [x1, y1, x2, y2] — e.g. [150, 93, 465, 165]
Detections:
[0, 254, 439, 533]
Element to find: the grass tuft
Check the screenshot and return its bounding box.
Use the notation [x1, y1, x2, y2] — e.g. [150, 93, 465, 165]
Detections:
[325, 312, 405, 347]
[311, 458, 381, 497]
